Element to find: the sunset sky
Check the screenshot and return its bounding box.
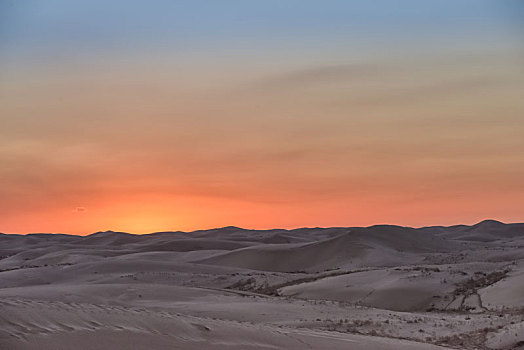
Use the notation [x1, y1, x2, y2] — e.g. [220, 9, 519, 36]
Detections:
[1, 1, 524, 234]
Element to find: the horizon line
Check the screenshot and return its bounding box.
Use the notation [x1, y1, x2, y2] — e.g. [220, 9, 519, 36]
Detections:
[1, 218, 519, 237]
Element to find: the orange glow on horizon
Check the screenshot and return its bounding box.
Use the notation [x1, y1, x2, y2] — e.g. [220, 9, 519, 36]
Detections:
[2, 188, 523, 235]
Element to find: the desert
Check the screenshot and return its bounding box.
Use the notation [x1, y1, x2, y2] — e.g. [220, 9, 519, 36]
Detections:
[1, 220, 523, 349]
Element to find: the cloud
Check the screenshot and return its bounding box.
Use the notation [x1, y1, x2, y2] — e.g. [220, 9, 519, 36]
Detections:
[244, 63, 384, 91]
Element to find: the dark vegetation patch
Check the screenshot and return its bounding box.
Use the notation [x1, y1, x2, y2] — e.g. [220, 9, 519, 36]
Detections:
[453, 268, 511, 296]
[227, 269, 369, 296]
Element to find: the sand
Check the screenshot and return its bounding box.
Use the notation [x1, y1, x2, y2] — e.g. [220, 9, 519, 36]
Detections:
[1, 220, 523, 349]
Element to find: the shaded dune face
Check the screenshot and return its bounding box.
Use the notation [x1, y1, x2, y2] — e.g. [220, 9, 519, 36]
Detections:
[196, 225, 461, 273]
[196, 232, 369, 272]
[1, 221, 523, 350]
[348, 225, 460, 253]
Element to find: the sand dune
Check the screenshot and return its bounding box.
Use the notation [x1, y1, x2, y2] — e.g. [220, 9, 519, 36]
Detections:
[197, 225, 460, 272]
[1, 221, 523, 349]
[1, 298, 452, 350]
[279, 268, 455, 311]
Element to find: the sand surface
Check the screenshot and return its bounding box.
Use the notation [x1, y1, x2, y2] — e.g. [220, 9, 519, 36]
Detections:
[1, 220, 523, 349]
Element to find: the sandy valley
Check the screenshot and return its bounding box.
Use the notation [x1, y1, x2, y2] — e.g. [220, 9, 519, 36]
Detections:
[1, 220, 523, 349]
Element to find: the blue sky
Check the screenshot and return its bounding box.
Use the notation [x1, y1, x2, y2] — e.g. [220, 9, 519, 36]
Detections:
[1, 0, 521, 66]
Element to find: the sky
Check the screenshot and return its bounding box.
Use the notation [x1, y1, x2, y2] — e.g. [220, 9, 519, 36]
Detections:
[1, 0, 524, 234]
